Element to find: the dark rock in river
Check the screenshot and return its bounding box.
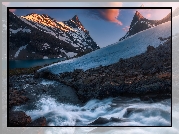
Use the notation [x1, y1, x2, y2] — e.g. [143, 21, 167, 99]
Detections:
[123, 108, 146, 118]
[89, 117, 129, 125]
[89, 117, 109, 125]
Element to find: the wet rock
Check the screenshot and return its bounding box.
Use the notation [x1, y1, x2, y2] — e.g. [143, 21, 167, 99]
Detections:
[27, 117, 47, 126]
[109, 117, 129, 122]
[9, 111, 32, 126]
[89, 117, 109, 125]
[123, 108, 145, 118]
[109, 117, 123, 122]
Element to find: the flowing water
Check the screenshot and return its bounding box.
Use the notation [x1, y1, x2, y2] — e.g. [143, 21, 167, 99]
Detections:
[14, 86, 171, 126]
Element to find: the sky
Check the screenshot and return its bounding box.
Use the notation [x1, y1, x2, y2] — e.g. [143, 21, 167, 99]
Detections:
[3, 2, 178, 48]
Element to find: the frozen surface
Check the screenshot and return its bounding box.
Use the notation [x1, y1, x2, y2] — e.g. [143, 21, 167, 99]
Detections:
[38, 20, 171, 74]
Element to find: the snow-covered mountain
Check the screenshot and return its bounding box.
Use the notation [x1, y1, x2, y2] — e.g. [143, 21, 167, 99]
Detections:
[38, 15, 172, 74]
[119, 11, 171, 41]
[9, 12, 99, 60]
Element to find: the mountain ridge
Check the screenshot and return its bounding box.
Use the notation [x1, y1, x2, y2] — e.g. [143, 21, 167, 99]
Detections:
[9, 12, 100, 60]
[119, 11, 171, 41]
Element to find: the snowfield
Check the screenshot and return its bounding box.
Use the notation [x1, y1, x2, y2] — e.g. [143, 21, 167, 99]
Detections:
[38, 19, 172, 75]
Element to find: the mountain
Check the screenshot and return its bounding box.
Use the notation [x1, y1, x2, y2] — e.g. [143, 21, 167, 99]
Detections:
[37, 18, 171, 75]
[119, 11, 171, 41]
[9, 12, 100, 60]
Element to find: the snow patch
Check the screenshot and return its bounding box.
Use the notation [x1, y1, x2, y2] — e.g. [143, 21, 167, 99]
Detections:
[43, 56, 49, 59]
[61, 50, 77, 58]
[14, 44, 28, 58]
[10, 28, 31, 34]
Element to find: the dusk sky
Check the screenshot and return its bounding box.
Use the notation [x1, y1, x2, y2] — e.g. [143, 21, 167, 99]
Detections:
[9, 8, 171, 48]
[3, 2, 178, 48]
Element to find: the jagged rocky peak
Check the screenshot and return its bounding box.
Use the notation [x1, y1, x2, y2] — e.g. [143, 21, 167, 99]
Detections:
[130, 11, 145, 27]
[134, 11, 144, 20]
[9, 11, 99, 60]
[71, 15, 80, 23]
[68, 15, 88, 33]
[136, 11, 144, 18]
[22, 13, 53, 20]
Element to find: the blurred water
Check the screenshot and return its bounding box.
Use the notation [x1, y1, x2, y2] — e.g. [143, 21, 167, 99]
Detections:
[14, 95, 171, 127]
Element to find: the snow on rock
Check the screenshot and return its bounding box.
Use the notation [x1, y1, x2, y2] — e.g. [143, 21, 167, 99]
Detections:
[43, 56, 49, 59]
[10, 28, 31, 33]
[43, 43, 50, 49]
[38, 20, 171, 75]
[19, 17, 37, 29]
[61, 50, 77, 58]
[14, 44, 28, 58]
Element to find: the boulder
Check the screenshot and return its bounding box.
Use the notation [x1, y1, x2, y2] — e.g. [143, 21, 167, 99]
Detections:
[9, 111, 32, 126]
[146, 45, 155, 53]
[27, 117, 47, 126]
[89, 117, 109, 125]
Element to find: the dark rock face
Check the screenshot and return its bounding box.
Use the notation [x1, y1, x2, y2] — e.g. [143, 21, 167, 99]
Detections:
[27, 117, 47, 126]
[146, 45, 155, 53]
[34, 70, 55, 79]
[9, 11, 99, 60]
[119, 11, 171, 41]
[8, 111, 32, 126]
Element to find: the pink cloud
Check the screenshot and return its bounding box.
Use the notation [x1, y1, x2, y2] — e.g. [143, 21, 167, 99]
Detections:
[9, 9, 16, 13]
[103, 9, 122, 25]
[87, 9, 123, 25]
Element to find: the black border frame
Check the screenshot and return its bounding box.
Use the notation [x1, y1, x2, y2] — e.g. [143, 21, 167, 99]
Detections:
[7, 6, 172, 127]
